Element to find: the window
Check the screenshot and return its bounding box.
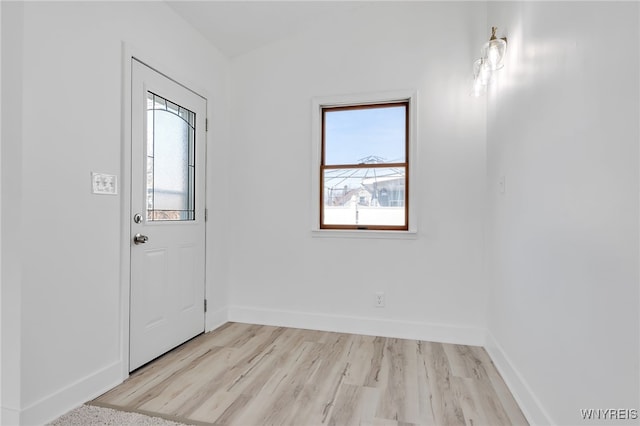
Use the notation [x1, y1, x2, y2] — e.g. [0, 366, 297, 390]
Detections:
[146, 91, 196, 221]
[320, 101, 409, 231]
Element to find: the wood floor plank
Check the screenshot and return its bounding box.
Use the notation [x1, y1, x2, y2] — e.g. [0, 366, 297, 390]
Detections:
[344, 335, 376, 386]
[468, 346, 528, 425]
[443, 343, 488, 381]
[225, 328, 308, 397]
[210, 393, 252, 426]
[375, 339, 420, 424]
[159, 348, 241, 418]
[92, 323, 528, 426]
[187, 390, 243, 424]
[418, 341, 467, 425]
[328, 384, 366, 426]
[276, 332, 355, 426]
[452, 376, 486, 426]
[363, 336, 387, 388]
[93, 333, 219, 406]
[137, 347, 235, 414]
[415, 342, 437, 426]
[453, 376, 513, 426]
[234, 341, 326, 425]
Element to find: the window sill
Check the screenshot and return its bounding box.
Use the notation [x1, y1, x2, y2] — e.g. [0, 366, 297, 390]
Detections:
[311, 229, 418, 240]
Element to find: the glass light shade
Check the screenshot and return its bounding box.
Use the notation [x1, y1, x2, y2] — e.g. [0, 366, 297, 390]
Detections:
[473, 58, 492, 85]
[471, 59, 490, 97]
[481, 37, 507, 71]
[470, 77, 487, 97]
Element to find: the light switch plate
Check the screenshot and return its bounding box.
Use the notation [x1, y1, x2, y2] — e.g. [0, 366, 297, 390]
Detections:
[92, 172, 118, 195]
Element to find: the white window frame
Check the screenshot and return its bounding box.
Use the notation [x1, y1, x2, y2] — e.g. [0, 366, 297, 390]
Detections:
[311, 90, 418, 239]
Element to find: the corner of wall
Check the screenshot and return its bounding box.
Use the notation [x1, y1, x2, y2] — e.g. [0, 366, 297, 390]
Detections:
[206, 306, 229, 332]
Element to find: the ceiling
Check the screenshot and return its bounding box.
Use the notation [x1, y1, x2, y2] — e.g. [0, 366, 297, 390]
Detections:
[166, 1, 362, 58]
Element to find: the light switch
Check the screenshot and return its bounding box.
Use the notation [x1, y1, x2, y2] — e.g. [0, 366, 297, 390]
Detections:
[92, 172, 118, 195]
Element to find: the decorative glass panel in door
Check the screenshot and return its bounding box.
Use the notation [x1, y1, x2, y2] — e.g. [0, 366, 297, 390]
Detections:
[146, 92, 196, 221]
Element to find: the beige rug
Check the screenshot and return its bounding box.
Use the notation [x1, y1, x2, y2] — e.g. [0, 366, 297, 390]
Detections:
[48, 404, 188, 426]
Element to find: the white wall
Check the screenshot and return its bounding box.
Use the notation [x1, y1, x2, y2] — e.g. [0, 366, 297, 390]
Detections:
[0, 1, 3, 420]
[1, 2, 24, 424]
[485, 2, 640, 425]
[1, 2, 230, 424]
[228, 2, 489, 343]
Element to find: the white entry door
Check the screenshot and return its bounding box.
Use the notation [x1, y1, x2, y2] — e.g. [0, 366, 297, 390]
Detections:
[130, 59, 206, 371]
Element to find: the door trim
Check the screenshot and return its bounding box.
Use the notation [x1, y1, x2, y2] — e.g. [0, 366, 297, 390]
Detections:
[119, 43, 208, 379]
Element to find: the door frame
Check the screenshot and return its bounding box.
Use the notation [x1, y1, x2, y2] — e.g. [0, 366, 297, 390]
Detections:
[120, 43, 208, 379]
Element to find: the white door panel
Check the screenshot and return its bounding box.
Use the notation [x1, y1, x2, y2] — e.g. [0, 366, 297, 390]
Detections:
[130, 59, 206, 371]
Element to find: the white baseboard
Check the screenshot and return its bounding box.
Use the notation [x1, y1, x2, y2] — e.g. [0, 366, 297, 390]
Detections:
[20, 360, 122, 426]
[227, 305, 486, 346]
[206, 306, 228, 332]
[484, 331, 554, 426]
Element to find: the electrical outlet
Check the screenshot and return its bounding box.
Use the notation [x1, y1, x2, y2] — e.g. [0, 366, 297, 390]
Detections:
[375, 292, 385, 308]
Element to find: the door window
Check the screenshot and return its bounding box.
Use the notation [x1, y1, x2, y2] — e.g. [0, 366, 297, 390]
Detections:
[146, 92, 196, 221]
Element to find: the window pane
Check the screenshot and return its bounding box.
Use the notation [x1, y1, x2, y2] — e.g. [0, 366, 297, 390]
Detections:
[322, 167, 406, 227]
[324, 105, 406, 165]
[146, 92, 196, 221]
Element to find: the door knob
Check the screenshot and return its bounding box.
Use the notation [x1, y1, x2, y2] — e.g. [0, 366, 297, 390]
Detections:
[133, 233, 148, 245]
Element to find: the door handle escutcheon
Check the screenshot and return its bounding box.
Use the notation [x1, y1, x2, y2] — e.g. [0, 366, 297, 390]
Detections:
[133, 233, 148, 245]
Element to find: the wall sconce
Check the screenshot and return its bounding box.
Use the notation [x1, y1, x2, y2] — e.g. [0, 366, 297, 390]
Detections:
[471, 58, 491, 96]
[471, 27, 507, 97]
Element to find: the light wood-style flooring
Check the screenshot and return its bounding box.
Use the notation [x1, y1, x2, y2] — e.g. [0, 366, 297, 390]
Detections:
[92, 323, 528, 426]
